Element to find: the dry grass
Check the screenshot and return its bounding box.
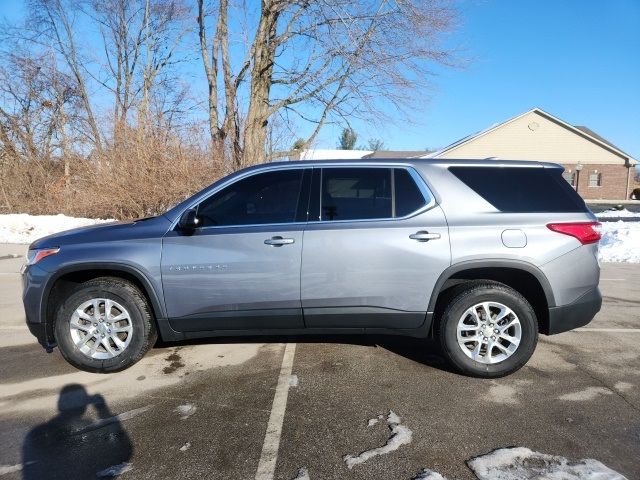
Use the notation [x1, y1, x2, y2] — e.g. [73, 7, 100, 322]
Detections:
[0, 128, 225, 220]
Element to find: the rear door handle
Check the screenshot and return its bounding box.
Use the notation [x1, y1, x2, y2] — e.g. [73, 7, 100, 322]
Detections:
[264, 236, 295, 246]
[409, 231, 441, 242]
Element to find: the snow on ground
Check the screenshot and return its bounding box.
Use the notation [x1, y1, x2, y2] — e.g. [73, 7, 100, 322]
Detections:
[596, 208, 640, 218]
[290, 467, 311, 480]
[0, 214, 115, 244]
[175, 403, 197, 420]
[412, 469, 448, 480]
[343, 411, 413, 469]
[598, 221, 640, 263]
[467, 447, 627, 480]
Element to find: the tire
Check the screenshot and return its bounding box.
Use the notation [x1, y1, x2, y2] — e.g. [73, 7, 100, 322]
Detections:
[437, 281, 538, 378]
[54, 277, 157, 373]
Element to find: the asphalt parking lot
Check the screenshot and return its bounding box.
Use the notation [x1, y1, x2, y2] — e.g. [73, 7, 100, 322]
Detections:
[0, 244, 638, 479]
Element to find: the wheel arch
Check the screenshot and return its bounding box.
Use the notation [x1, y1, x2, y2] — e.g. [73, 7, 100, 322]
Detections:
[43, 263, 165, 337]
[429, 260, 555, 335]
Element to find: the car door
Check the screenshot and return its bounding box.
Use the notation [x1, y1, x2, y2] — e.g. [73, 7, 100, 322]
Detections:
[301, 166, 450, 328]
[161, 167, 310, 332]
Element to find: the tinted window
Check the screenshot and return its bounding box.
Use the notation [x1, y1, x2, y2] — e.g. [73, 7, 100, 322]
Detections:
[395, 168, 427, 216]
[321, 168, 391, 220]
[197, 169, 304, 226]
[449, 166, 586, 213]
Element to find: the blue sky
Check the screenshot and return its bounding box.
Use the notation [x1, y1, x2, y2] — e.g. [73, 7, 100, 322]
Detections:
[342, 0, 640, 155]
[2, 0, 638, 158]
[337, 0, 640, 156]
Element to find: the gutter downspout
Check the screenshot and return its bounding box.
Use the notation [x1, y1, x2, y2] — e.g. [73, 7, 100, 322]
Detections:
[625, 162, 631, 200]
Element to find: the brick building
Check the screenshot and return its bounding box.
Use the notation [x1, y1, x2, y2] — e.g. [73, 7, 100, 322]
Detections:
[426, 108, 639, 201]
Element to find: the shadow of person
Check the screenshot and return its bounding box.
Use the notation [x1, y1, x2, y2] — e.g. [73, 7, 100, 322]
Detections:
[22, 384, 133, 480]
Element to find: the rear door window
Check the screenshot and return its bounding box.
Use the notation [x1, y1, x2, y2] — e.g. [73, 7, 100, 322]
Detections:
[321, 168, 392, 221]
[448, 166, 586, 213]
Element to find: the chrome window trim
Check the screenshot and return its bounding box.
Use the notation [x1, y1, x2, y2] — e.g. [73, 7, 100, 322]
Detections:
[170, 163, 436, 231]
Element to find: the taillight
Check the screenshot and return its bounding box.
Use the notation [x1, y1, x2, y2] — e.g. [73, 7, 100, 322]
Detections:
[547, 222, 601, 245]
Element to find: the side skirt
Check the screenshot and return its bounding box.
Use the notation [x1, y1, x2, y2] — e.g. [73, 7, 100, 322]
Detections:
[155, 314, 434, 343]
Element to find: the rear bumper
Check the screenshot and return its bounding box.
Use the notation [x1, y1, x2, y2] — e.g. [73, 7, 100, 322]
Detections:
[546, 287, 602, 335]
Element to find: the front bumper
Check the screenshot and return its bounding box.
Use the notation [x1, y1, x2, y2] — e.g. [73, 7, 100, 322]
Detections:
[546, 287, 602, 335]
[22, 264, 56, 350]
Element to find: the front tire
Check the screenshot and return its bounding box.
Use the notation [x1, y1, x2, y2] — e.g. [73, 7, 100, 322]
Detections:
[54, 277, 157, 373]
[437, 281, 538, 378]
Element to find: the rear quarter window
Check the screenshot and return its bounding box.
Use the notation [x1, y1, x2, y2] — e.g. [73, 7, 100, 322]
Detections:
[448, 166, 586, 213]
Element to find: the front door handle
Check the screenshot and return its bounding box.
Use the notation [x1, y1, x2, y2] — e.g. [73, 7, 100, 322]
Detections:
[264, 236, 295, 246]
[409, 231, 441, 242]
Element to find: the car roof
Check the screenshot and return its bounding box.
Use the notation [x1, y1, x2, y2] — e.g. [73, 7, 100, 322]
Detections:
[252, 158, 562, 170]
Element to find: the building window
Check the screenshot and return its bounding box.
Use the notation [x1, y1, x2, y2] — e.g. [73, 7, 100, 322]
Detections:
[562, 170, 575, 186]
[588, 171, 602, 187]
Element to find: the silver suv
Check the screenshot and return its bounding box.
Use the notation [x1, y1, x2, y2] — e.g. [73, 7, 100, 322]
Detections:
[22, 159, 602, 377]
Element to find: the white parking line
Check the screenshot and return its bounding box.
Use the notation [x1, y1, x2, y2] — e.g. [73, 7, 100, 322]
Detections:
[255, 343, 297, 480]
[600, 278, 626, 281]
[576, 328, 640, 332]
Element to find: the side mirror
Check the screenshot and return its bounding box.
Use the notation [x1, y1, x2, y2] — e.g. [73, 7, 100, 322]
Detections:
[177, 208, 199, 231]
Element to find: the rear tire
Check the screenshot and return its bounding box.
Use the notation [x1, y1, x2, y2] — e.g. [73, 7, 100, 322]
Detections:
[437, 281, 538, 378]
[54, 277, 157, 373]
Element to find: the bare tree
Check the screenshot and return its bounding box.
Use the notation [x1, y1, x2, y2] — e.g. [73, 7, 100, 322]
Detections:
[196, 0, 458, 168]
[17, 0, 104, 152]
[0, 50, 81, 161]
[364, 138, 385, 151]
[89, 0, 190, 133]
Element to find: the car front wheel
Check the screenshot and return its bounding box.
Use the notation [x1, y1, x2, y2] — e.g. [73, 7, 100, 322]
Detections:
[54, 277, 157, 373]
[438, 281, 538, 378]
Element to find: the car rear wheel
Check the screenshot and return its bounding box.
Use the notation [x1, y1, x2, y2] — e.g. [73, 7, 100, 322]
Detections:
[54, 277, 157, 373]
[437, 281, 538, 378]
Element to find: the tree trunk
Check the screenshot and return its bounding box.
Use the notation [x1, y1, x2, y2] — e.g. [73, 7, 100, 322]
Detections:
[241, 0, 279, 168]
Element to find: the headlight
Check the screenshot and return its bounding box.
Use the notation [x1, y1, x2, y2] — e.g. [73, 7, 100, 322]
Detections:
[26, 247, 60, 265]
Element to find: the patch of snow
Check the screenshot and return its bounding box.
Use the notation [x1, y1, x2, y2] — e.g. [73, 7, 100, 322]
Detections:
[558, 387, 613, 401]
[467, 447, 627, 480]
[343, 410, 412, 469]
[412, 469, 448, 480]
[289, 374, 299, 387]
[598, 221, 640, 263]
[179, 442, 191, 452]
[96, 462, 133, 477]
[290, 467, 310, 480]
[367, 414, 384, 427]
[596, 208, 640, 218]
[386, 411, 401, 424]
[175, 403, 197, 419]
[0, 213, 115, 244]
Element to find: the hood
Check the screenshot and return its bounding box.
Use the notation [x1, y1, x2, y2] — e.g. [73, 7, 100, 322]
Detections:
[29, 215, 172, 249]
